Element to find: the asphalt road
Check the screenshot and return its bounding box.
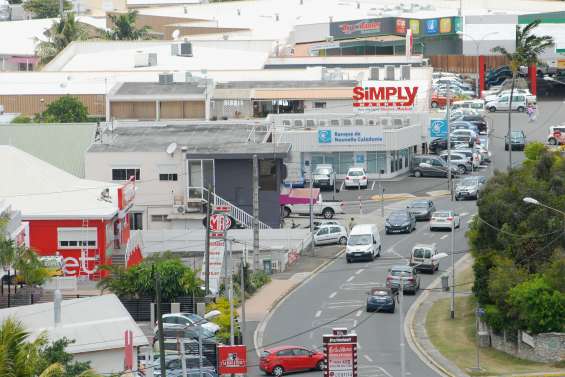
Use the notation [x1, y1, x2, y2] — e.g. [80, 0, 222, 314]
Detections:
[252, 102, 565, 377]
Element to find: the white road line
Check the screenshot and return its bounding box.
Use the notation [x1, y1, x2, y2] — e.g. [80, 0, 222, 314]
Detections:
[379, 367, 394, 377]
[340, 181, 345, 191]
[440, 235, 448, 240]
[329, 291, 337, 299]
[467, 219, 474, 224]
[315, 310, 322, 318]
[357, 343, 362, 350]
[356, 310, 363, 317]
[460, 212, 469, 217]
[346, 276, 355, 282]
[371, 181, 376, 190]
[355, 268, 364, 275]
[363, 355, 373, 362]
[353, 320, 358, 327]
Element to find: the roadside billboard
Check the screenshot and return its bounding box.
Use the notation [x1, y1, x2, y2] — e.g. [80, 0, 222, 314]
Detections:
[323, 329, 358, 377]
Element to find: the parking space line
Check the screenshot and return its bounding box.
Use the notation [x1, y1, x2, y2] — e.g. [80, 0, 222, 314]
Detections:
[371, 181, 376, 190]
[440, 235, 448, 240]
[329, 291, 337, 299]
[363, 355, 373, 362]
[315, 310, 322, 318]
[355, 268, 364, 275]
[356, 310, 363, 317]
[347, 276, 355, 282]
[340, 181, 345, 192]
[353, 320, 358, 328]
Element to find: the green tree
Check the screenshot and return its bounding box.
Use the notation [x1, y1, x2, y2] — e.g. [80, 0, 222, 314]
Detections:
[36, 338, 93, 377]
[103, 10, 153, 40]
[36, 13, 87, 65]
[205, 297, 239, 344]
[36, 95, 89, 123]
[0, 237, 48, 286]
[24, 0, 72, 19]
[97, 252, 203, 301]
[492, 19, 553, 171]
[542, 253, 565, 292]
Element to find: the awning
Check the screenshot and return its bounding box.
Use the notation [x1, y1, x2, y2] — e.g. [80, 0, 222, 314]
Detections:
[8, 56, 38, 64]
[254, 88, 353, 100]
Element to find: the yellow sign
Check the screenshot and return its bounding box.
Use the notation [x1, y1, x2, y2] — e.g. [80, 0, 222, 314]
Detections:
[410, 19, 420, 35]
[557, 59, 565, 69]
[440, 18, 452, 33]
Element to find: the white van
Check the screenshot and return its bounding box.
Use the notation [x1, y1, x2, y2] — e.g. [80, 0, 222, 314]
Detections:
[409, 244, 439, 273]
[486, 94, 528, 112]
[346, 224, 381, 263]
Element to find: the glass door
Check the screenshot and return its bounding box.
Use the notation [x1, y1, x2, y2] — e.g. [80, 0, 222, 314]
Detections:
[187, 159, 215, 201]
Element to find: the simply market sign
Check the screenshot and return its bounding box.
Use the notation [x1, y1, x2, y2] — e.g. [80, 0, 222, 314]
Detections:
[317, 127, 383, 145]
[353, 81, 420, 111]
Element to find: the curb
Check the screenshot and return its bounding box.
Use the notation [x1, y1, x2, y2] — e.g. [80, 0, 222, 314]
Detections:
[405, 253, 473, 377]
[253, 248, 346, 358]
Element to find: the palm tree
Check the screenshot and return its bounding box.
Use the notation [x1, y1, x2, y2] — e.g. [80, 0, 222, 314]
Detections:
[492, 20, 553, 171]
[36, 12, 88, 66]
[104, 10, 153, 40]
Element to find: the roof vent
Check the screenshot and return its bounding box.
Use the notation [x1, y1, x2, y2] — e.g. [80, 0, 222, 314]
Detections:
[385, 65, 395, 80]
[159, 73, 174, 85]
[134, 51, 157, 67]
[179, 41, 193, 57]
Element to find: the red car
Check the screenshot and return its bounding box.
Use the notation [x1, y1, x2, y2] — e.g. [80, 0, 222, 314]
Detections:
[259, 345, 325, 376]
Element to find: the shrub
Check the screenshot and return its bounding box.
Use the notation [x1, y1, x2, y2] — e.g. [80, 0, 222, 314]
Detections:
[11, 115, 32, 124]
[206, 297, 239, 344]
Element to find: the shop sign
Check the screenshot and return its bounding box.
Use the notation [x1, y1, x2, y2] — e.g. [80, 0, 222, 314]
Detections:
[409, 19, 420, 35]
[430, 119, 448, 137]
[454, 17, 463, 33]
[424, 19, 438, 34]
[323, 329, 358, 377]
[440, 18, 452, 33]
[338, 19, 381, 35]
[317, 127, 383, 145]
[217, 345, 247, 374]
[61, 250, 98, 276]
[396, 18, 407, 34]
[352, 82, 419, 110]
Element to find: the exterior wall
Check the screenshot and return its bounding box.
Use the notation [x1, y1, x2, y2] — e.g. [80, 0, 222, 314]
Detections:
[304, 99, 351, 113]
[0, 55, 36, 72]
[211, 99, 253, 119]
[110, 101, 156, 120]
[73, 347, 136, 374]
[488, 328, 565, 363]
[290, 23, 330, 45]
[0, 94, 105, 116]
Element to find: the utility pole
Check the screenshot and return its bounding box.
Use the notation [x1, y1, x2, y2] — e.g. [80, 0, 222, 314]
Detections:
[252, 154, 259, 271]
[240, 254, 246, 343]
[179, 336, 188, 377]
[380, 185, 385, 217]
[59, 0, 64, 18]
[204, 185, 212, 294]
[450, 220, 456, 319]
[309, 163, 314, 231]
[228, 240, 235, 346]
[154, 267, 166, 377]
[446, 81, 453, 200]
[399, 274, 405, 377]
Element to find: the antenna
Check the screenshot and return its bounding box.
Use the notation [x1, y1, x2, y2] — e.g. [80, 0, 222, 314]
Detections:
[166, 142, 178, 156]
[172, 29, 180, 40]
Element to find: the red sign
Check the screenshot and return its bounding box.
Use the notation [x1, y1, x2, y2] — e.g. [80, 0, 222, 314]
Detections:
[396, 18, 407, 34]
[210, 214, 232, 231]
[217, 345, 247, 374]
[124, 330, 133, 370]
[353, 85, 419, 109]
[214, 205, 230, 212]
[339, 20, 381, 35]
[118, 177, 136, 210]
[323, 329, 357, 377]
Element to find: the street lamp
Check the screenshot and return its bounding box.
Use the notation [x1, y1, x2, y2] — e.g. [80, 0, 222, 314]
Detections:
[458, 32, 499, 96]
[523, 196, 565, 216]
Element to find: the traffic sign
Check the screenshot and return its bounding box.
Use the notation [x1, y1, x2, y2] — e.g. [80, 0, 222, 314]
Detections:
[209, 214, 232, 231]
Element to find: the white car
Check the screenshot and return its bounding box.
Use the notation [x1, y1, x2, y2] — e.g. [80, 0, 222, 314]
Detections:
[344, 167, 368, 189]
[484, 88, 532, 103]
[429, 211, 461, 231]
[314, 224, 348, 246]
[547, 125, 565, 145]
[158, 313, 220, 334]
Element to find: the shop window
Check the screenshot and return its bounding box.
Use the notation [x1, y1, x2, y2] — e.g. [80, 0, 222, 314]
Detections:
[151, 215, 168, 222]
[112, 168, 140, 181]
[354, 119, 364, 126]
[129, 212, 143, 230]
[259, 159, 277, 191]
[314, 102, 326, 109]
[58, 228, 97, 249]
[330, 119, 340, 126]
[159, 173, 178, 181]
[338, 152, 353, 175]
[343, 119, 352, 126]
[294, 120, 303, 127]
[306, 120, 315, 128]
[367, 151, 387, 174]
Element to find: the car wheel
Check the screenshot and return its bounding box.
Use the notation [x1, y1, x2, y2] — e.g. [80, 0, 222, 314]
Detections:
[385, 228, 390, 234]
[316, 361, 325, 371]
[458, 165, 466, 175]
[283, 207, 291, 218]
[455, 195, 460, 201]
[338, 236, 347, 245]
[377, 246, 381, 257]
[517, 106, 525, 112]
[489, 106, 496, 113]
[346, 257, 351, 263]
[430, 227, 434, 231]
[390, 306, 395, 313]
[549, 138, 557, 145]
[414, 170, 422, 178]
[322, 208, 334, 219]
[272, 366, 284, 377]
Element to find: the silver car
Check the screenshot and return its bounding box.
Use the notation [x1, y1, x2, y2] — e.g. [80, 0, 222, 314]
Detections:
[439, 152, 473, 174]
[314, 224, 348, 246]
[455, 176, 486, 200]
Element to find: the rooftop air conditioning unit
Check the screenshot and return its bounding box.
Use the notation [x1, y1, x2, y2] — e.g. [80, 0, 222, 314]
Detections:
[174, 204, 187, 214]
[159, 73, 174, 85]
[134, 51, 150, 67]
[401, 65, 411, 80]
[385, 65, 395, 80]
[179, 41, 193, 57]
[370, 67, 379, 80]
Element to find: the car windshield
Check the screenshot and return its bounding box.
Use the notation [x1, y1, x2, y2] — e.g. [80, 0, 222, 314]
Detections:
[390, 268, 412, 276]
[315, 168, 331, 175]
[371, 290, 390, 297]
[184, 313, 206, 323]
[389, 212, 408, 220]
[434, 211, 451, 218]
[348, 235, 372, 245]
[410, 202, 428, 208]
[413, 248, 432, 258]
[460, 178, 478, 185]
[348, 170, 364, 176]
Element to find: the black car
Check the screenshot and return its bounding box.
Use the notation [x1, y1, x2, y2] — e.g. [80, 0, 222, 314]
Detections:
[366, 287, 396, 313]
[429, 138, 448, 154]
[385, 210, 416, 234]
[452, 115, 488, 134]
[407, 199, 436, 221]
[505, 130, 526, 151]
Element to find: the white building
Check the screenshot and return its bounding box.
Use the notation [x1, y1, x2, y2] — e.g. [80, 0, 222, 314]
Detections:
[0, 294, 148, 374]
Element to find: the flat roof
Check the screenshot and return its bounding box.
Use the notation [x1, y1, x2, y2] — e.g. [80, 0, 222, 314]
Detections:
[216, 80, 357, 89]
[88, 123, 291, 157]
[114, 82, 206, 96]
[0, 145, 121, 219]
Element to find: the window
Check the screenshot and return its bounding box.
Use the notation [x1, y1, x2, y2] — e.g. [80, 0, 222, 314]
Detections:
[343, 119, 352, 126]
[18, 62, 33, 71]
[314, 102, 327, 109]
[293, 349, 311, 356]
[330, 119, 339, 126]
[151, 215, 168, 222]
[354, 119, 364, 126]
[129, 212, 143, 230]
[159, 173, 178, 181]
[57, 228, 97, 249]
[316, 228, 329, 236]
[330, 226, 341, 234]
[277, 349, 294, 356]
[112, 168, 140, 181]
[367, 151, 386, 174]
[259, 159, 277, 191]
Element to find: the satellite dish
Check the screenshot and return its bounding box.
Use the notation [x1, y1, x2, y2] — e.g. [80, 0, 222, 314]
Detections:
[166, 142, 178, 156]
[172, 29, 180, 40]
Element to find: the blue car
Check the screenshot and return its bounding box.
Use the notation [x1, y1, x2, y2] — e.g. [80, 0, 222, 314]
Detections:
[366, 287, 396, 313]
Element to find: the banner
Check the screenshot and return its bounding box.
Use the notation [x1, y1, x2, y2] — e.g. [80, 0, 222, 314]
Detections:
[218, 345, 247, 374]
[429, 119, 448, 138]
[317, 127, 383, 145]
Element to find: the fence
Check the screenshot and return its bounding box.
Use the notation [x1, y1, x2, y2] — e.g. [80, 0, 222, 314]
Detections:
[486, 326, 565, 363]
[430, 55, 509, 74]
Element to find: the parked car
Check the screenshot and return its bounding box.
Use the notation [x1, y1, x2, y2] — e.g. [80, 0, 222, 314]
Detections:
[406, 199, 435, 221]
[346, 224, 381, 263]
[483, 88, 533, 103]
[505, 130, 526, 151]
[430, 94, 453, 108]
[158, 313, 220, 334]
[429, 138, 448, 154]
[366, 287, 396, 313]
[486, 94, 528, 112]
[451, 115, 487, 134]
[314, 224, 348, 246]
[450, 121, 480, 135]
[410, 155, 457, 178]
[385, 210, 416, 234]
[312, 164, 335, 190]
[449, 148, 482, 168]
[386, 265, 421, 294]
[451, 100, 486, 113]
[547, 125, 565, 145]
[455, 176, 485, 200]
[450, 129, 480, 146]
[154, 326, 218, 344]
[409, 244, 439, 273]
[450, 134, 475, 148]
[344, 167, 368, 189]
[438, 152, 473, 174]
[259, 346, 325, 376]
[153, 355, 216, 377]
[429, 210, 461, 231]
[282, 193, 344, 219]
[312, 220, 340, 231]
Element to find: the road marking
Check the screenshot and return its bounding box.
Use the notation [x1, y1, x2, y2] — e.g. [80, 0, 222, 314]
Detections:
[315, 310, 322, 318]
[353, 320, 358, 328]
[371, 181, 376, 190]
[363, 354, 373, 362]
[356, 310, 363, 317]
[347, 276, 355, 282]
[467, 219, 473, 224]
[355, 268, 364, 275]
[440, 235, 448, 240]
[329, 291, 337, 299]
[340, 181, 345, 191]
[460, 212, 469, 217]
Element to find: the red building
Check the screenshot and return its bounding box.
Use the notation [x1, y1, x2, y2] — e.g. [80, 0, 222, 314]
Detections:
[0, 146, 142, 279]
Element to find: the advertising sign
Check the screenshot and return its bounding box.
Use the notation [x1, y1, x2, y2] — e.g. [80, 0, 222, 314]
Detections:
[218, 345, 247, 374]
[323, 329, 358, 377]
[353, 81, 419, 111]
[453, 17, 463, 33]
[118, 177, 136, 211]
[395, 18, 407, 34]
[201, 207, 230, 294]
[330, 17, 395, 38]
[209, 214, 232, 232]
[317, 127, 383, 145]
[409, 19, 420, 35]
[424, 19, 438, 34]
[440, 18, 452, 33]
[430, 119, 448, 138]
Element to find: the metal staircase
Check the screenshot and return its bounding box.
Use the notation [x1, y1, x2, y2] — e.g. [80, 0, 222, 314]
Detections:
[201, 188, 271, 230]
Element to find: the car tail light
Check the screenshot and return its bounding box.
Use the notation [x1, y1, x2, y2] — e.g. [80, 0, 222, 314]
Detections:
[447, 217, 453, 221]
[407, 277, 415, 282]
[346, 176, 350, 180]
[362, 176, 367, 180]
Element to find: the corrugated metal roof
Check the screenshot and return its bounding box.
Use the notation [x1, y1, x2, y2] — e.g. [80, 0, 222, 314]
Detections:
[0, 123, 96, 178]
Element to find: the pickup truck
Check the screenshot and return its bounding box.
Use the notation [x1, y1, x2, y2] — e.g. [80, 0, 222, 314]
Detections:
[280, 190, 344, 219]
